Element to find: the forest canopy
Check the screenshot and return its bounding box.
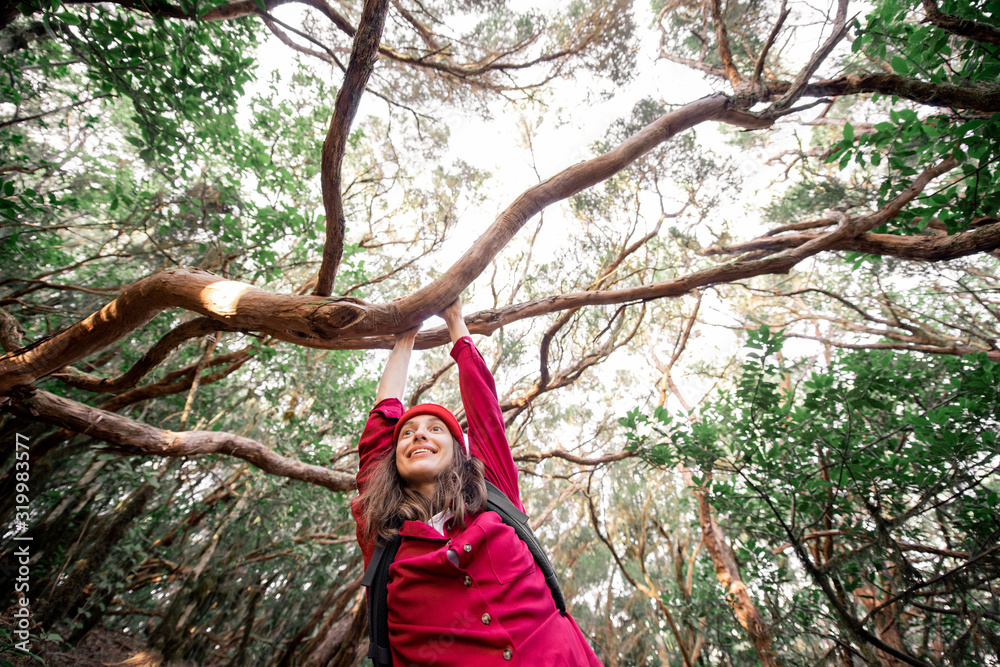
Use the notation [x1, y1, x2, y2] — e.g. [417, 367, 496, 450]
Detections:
[1, 0, 998, 664]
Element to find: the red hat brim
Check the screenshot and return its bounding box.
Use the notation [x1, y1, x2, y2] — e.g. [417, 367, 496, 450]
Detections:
[392, 403, 466, 450]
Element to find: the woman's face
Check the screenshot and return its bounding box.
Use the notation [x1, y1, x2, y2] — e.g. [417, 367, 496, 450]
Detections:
[395, 414, 455, 498]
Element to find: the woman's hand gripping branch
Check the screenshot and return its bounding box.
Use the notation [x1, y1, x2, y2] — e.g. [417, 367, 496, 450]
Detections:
[439, 296, 470, 344]
[375, 325, 422, 404]
[373, 296, 466, 403]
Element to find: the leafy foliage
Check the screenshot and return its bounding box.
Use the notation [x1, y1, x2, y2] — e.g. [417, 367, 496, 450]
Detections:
[829, 0, 1000, 233]
[623, 332, 1000, 663]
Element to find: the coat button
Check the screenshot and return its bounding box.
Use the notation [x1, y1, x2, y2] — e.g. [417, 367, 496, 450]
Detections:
[463, 575, 472, 587]
[481, 612, 491, 625]
[503, 648, 513, 661]
[463, 543, 472, 553]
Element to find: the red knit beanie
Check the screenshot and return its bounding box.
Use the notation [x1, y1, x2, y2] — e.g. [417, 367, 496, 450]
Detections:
[392, 404, 466, 450]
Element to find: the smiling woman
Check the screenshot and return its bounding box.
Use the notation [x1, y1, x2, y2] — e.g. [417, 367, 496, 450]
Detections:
[350, 297, 603, 666]
[394, 411, 459, 497]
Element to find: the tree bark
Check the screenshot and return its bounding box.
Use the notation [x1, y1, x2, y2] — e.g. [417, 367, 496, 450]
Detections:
[705, 220, 1000, 261]
[314, 0, 391, 296]
[796, 74, 1000, 112]
[5, 387, 355, 491]
[694, 485, 782, 666]
[920, 0, 1000, 46]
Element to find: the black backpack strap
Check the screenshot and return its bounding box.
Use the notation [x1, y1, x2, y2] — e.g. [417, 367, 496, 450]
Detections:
[484, 480, 567, 613]
[362, 533, 402, 666]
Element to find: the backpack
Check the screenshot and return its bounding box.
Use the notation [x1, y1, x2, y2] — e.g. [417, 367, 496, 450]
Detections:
[361, 480, 567, 666]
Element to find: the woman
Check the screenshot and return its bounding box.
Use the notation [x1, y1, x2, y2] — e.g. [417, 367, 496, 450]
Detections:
[351, 297, 603, 666]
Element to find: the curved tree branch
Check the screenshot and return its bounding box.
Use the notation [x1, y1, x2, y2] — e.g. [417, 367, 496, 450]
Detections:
[921, 0, 1000, 46]
[1, 347, 258, 481]
[314, 0, 390, 296]
[51, 317, 242, 393]
[793, 74, 1000, 112]
[0, 115, 954, 394]
[704, 219, 1000, 260]
[5, 387, 355, 492]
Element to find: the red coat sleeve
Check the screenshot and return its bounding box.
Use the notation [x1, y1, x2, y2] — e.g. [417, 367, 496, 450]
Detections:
[351, 397, 404, 568]
[451, 336, 524, 512]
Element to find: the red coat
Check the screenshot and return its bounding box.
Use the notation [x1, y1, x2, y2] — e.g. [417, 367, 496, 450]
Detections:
[352, 336, 603, 666]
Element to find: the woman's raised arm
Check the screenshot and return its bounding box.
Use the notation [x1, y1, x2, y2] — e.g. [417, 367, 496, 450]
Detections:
[440, 297, 523, 509]
[359, 326, 421, 495]
[375, 326, 421, 403]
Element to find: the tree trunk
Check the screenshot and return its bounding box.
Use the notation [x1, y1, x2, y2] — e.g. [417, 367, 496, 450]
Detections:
[34, 475, 161, 628]
[693, 484, 782, 666]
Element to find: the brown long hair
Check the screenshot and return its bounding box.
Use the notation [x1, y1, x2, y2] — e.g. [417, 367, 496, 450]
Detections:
[359, 437, 488, 545]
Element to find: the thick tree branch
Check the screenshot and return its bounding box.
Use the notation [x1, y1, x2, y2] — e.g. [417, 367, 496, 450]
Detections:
[0, 110, 955, 391]
[921, 0, 1000, 46]
[51, 317, 241, 393]
[3, 348, 257, 480]
[794, 74, 1000, 112]
[705, 220, 1000, 260]
[0, 269, 323, 394]
[5, 387, 355, 492]
[314, 0, 390, 296]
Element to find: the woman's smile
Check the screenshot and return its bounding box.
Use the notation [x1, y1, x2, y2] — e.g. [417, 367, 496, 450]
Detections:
[408, 446, 436, 457]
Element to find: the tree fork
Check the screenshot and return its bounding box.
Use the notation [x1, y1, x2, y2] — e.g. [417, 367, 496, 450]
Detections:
[0, 154, 958, 394]
[0, 95, 766, 391]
